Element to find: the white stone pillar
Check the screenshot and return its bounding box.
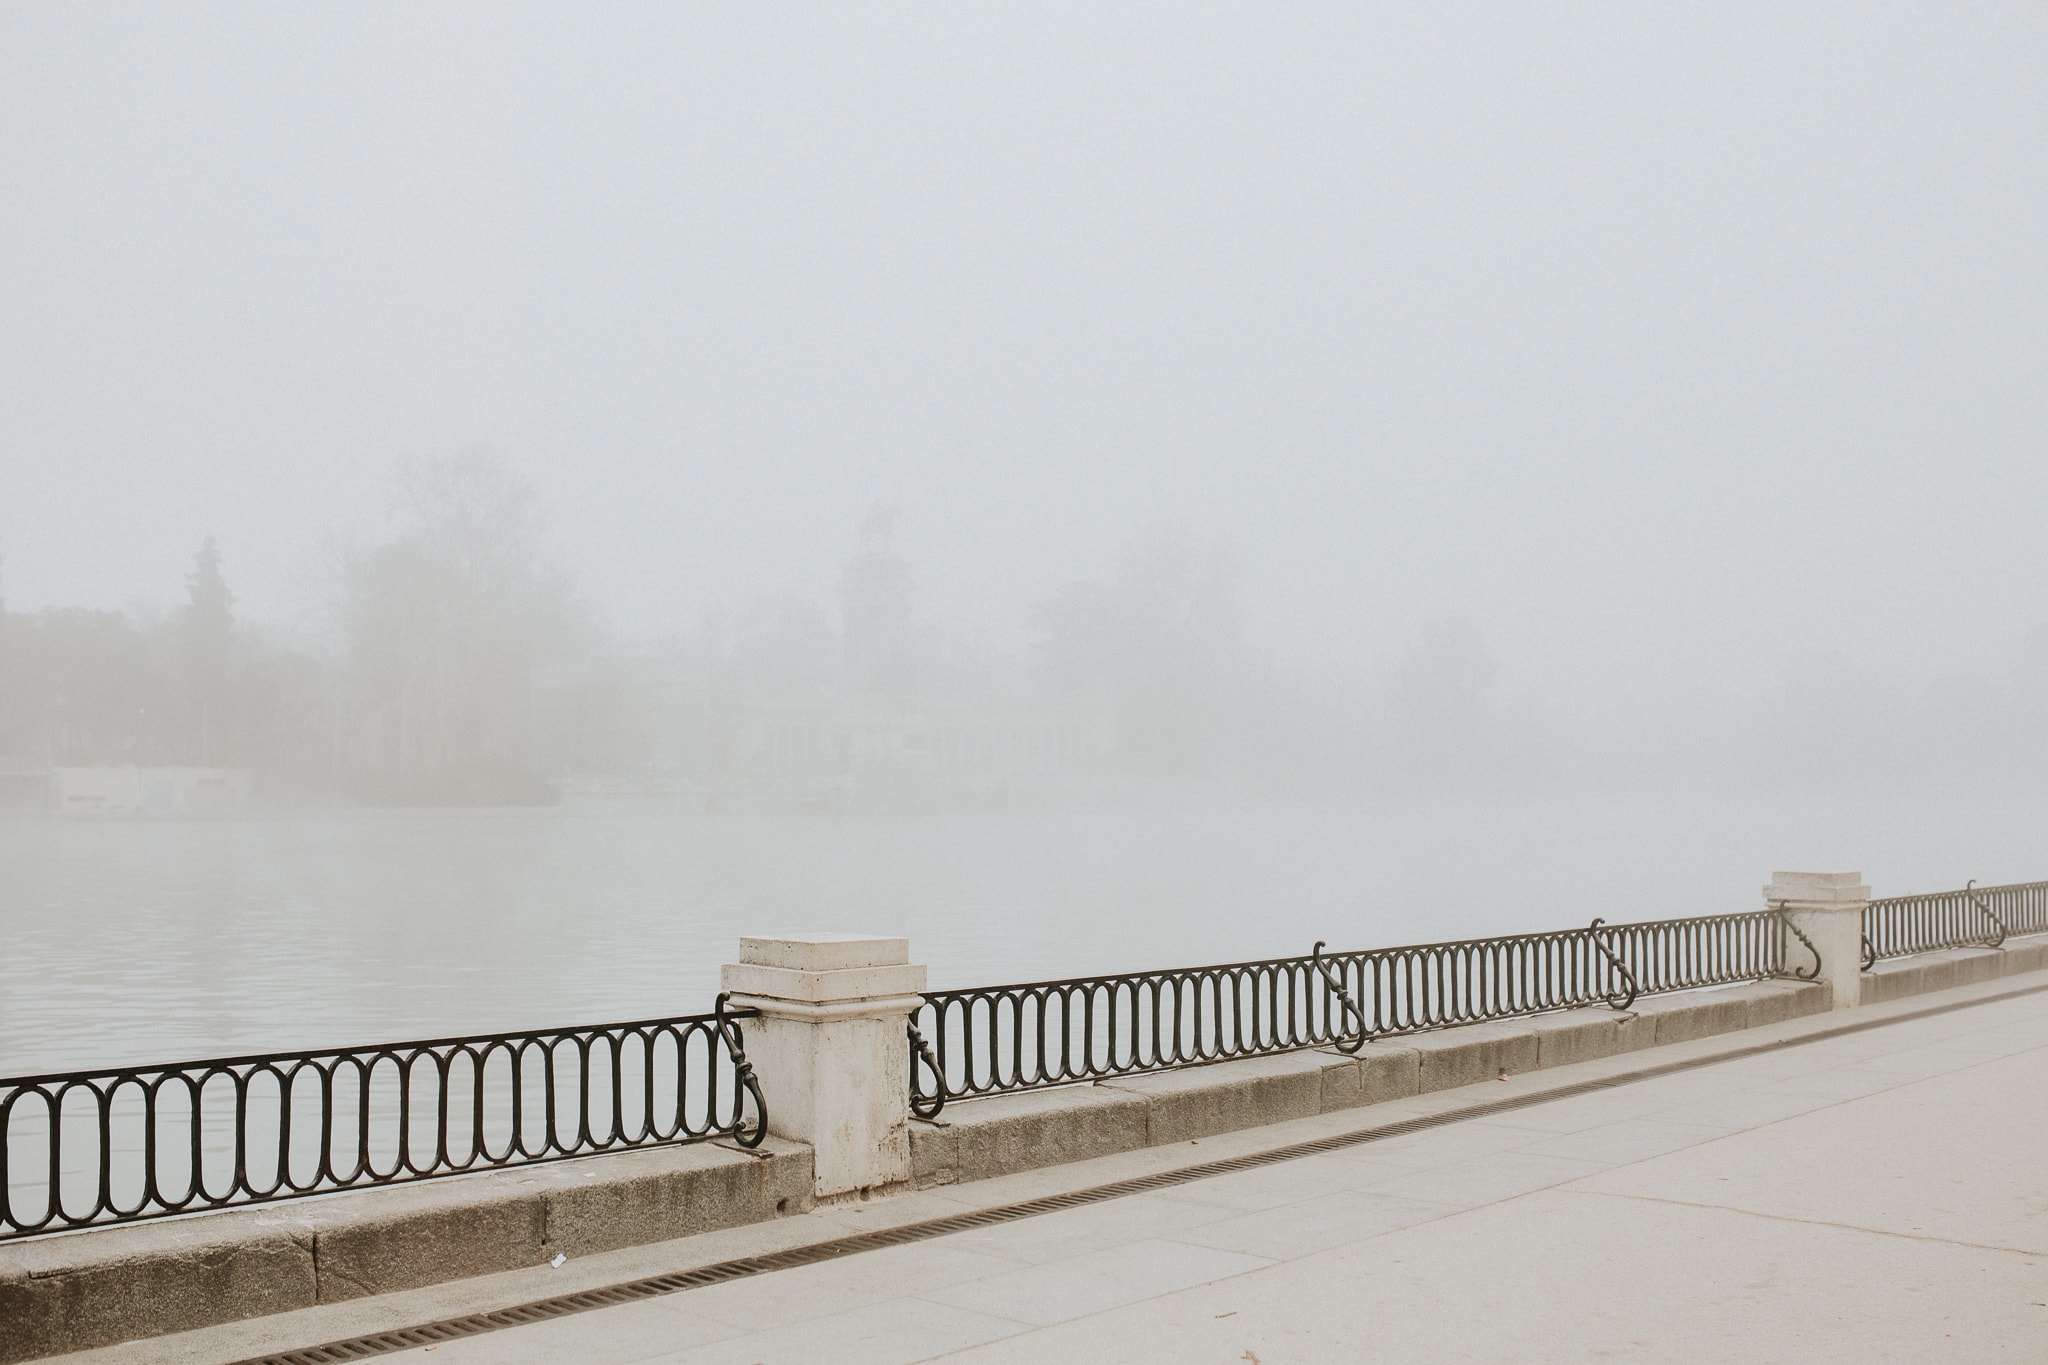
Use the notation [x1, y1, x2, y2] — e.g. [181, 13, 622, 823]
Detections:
[1765, 870, 1869, 1010]
[720, 933, 925, 1199]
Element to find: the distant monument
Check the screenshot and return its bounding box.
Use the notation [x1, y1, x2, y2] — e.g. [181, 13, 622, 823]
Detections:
[598, 503, 1114, 807]
[839, 504, 915, 703]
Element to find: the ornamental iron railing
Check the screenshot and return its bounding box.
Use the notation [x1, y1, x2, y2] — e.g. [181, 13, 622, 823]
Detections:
[21, 877, 2048, 1241]
[1862, 879, 2048, 966]
[909, 909, 1817, 1117]
[0, 996, 765, 1242]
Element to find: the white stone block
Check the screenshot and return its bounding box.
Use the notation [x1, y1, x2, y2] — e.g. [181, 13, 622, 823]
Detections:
[722, 933, 926, 1199]
[1765, 870, 1867, 1010]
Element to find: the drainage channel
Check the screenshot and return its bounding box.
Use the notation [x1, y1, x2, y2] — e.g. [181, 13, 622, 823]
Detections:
[229, 977, 2048, 1365]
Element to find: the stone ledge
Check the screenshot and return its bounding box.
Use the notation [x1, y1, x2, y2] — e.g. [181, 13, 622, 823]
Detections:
[1099, 1051, 1332, 1144]
[1523, 1008, 1652, 1068]
[1344, 1039, 1422, 1106]
[0, 1139, 812, 1365]
[910, 1085, 1149, 1187]
[909, 979, 1829, 1193]
[1408, 1021, 1541, 1091]
[0, 1214, 313, 1365]
[1741, 976, 1835, 1026]
[1632, 987, 1756, 1045]
[1861, 935, 2048, 1005]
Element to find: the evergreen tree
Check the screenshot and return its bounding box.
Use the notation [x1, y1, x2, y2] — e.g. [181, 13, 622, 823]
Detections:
[180, 536, 236, 763]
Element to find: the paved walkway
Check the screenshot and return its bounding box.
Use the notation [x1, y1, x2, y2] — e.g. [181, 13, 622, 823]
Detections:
[64, 983, 2048, 1363]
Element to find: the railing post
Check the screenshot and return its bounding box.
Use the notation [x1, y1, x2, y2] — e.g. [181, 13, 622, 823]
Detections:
[1766, 870, 1869, 1010]
[720, 933, 927, 1199]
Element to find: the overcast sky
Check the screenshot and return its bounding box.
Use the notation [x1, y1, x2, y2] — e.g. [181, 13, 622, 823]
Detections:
[3, 4, 2044, 716]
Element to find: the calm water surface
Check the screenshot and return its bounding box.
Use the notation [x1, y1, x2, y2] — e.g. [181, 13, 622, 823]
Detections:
[2, 793, 2041, 1074]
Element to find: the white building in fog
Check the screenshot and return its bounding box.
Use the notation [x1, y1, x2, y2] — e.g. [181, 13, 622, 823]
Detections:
[539, 511, 1114, 805]
[52, 766, 251, 818]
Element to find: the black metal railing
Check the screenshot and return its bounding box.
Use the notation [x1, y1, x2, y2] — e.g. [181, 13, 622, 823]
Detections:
[909, 909, 1817, 1116]
[1863, 879, 2048, 966]
[23, 875, 2048, 1241]
[0, 995, 765, 1242]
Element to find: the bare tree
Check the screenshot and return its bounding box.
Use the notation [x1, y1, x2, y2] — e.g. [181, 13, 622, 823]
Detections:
[1028, 533, 1250, 776]
[337, 452, 594, 799]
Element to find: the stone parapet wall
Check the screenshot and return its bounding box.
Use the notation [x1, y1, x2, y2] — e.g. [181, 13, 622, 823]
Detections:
[11, 930, 2048, 1362]
[908, 978, 1827, 1189]
[905, 932, 2048, 1193]
[0, 1140, 812, 1365]
[1861, 937, 2048, 1003]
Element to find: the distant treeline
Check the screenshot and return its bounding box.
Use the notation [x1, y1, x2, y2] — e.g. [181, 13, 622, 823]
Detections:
[7, 453, 2046, 806]
[0, 455, 587, 804]
[0, 455, 1345, 804]
[0, 537, 283, 772]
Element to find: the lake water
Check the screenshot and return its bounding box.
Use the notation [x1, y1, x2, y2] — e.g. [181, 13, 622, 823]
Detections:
[2, 792, 2042, 1075]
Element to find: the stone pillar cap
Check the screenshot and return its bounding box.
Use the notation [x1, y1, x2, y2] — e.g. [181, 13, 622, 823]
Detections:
[1765, 870, 1869, 903]
[739, 934, 909, 972]
[1768, 871, 1863, 887]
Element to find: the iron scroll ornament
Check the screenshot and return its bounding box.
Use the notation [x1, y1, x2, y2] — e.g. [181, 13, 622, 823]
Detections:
[1767, 904, 1824, 981]
[1310, 940, 1371, 1053]
[1586, 918, 1640, 1010]
[712, 992, 770, 1147]
[908, 1019, 947, 1120]
[1965, 879, 2009, 950]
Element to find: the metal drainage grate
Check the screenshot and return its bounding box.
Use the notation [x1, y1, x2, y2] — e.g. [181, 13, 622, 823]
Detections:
[231, 977, 2048, 1365]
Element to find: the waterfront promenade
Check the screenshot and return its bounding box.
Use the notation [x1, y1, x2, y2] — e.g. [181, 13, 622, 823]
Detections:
[51, 970, 2048, 1364]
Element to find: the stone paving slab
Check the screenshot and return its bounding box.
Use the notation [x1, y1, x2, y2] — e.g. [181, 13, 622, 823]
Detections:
[663, 1298, 1025, 1365]
[680, 1239, 1028, 1332]
[927, 1005, 2048, 1362]
[945, 1187, 2044, 1363]
[1575, 1048, 2048, 1256]
[1161, 1189, 1458, 1261]
[919, 1239, 1272, 1328]
[401, 1297, 736, 1365]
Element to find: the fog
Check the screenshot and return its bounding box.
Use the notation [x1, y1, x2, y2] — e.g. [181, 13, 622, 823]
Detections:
[3, 6, 2047, 1067]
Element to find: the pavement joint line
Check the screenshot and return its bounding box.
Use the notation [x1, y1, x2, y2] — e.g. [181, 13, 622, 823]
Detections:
[212, 974, 2048, 1365]
[1562, 1187, 2048, 1260]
